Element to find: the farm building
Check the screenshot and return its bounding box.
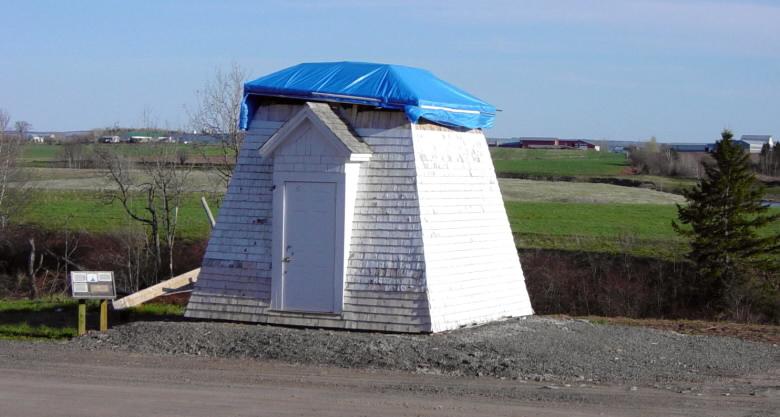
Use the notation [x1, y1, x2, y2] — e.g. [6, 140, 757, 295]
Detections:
[737, 135, 774, 154]
[517, 137, 598, 150]
[487, 137, 523, 147]
[99, 135, 121, 143]
[186, 61, 534, 333]
[667, 142, 715, 153]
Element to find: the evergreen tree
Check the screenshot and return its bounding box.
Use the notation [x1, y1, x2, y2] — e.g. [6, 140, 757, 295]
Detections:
[673, 129, 780, 313]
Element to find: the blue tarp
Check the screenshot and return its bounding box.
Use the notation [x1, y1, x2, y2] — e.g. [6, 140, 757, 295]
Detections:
[240, 61, 496, 130]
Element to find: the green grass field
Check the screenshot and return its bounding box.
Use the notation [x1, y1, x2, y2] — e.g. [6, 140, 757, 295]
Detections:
[490, 148, 629, 177]
[506, 201, 780, 258]
[21, 143, 227, 163]
[506, 202, 684, 258]
[0, 297, 183, 340]
[20, 190, 221, 240]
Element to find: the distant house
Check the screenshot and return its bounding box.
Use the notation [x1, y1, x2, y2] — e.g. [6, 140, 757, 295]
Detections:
[128, 136, 152, 143]
[29, 135, 45, 143]
[124, 130, 170, 144]
[175, 133, 220, 145]
[517, 137, 597, 150]
[611, 146, 625, 153]
[99, 135, 121, 144]
[736, 135, 774, 154]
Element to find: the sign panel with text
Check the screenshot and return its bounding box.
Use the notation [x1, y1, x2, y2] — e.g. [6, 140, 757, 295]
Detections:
[70, 271, 116, 299]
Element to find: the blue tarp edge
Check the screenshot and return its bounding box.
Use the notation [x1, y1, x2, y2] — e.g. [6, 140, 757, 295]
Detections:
[239, 62, 496, 130]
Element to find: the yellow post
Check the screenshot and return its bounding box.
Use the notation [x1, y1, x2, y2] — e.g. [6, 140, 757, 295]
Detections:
[77, 299, 86, 336]
[99, 299, 108, 332]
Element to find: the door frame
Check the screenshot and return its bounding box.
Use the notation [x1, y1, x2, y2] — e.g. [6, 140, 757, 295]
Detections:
[270, 171, 346, 313]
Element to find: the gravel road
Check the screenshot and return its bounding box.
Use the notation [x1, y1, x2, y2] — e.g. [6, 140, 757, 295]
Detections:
[76, 317, 779, 387]
[3, 341, 777, 417]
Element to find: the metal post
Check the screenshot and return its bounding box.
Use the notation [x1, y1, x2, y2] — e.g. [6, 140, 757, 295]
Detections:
[99, 299, 108, 332]
[77, 299, 86, 336]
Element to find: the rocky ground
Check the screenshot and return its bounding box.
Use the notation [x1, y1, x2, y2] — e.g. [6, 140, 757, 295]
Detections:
[75, 316, 779, 387]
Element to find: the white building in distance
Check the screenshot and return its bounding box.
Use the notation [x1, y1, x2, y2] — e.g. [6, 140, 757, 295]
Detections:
[737, 135, 774, 153]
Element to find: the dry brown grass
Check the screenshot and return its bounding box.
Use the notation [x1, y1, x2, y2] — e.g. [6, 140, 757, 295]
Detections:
[565, 315, 780, 345]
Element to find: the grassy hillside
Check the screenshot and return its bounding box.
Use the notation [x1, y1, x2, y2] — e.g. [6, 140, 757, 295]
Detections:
[23, 167, 225, 193]
[19, 190, 220, 240]
[506, 202, 684, 258]
[499, 179, 685, 204]
[21, 143, 227, 163]
[507, 201, 780, 258]
[490, 148, 629, 177]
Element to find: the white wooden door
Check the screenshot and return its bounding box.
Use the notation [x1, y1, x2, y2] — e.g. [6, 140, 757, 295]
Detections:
[282, 181, 337, 312]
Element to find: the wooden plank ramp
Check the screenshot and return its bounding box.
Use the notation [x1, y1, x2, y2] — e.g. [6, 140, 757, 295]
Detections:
[112, 268, 200, 310]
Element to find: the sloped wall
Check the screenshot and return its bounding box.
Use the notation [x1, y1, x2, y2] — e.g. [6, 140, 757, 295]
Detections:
[342, 110, 431, 332]
[411, 123, 534, 332]
[186, 104, 298, 321]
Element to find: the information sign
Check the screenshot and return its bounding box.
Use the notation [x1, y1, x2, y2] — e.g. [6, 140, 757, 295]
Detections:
[70, 271, 116, 300]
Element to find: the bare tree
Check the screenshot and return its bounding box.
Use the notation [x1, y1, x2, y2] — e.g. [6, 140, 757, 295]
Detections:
[142, 144, 193, 278]
[95, 146, 162, 277]
[14, 120, 31, 143]
[59, 142, 88, 168]
[0, 110, 29, 229]
[189, 63, 247, 184]
[96, 142, 193, 281]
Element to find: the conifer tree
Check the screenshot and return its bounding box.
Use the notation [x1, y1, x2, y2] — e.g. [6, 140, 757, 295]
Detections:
[673, 129, 780, 312]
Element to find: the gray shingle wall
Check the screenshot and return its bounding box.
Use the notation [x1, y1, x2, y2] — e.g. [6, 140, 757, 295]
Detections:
[342, 124, 431, 331]
[186, 104, 298, 321]
[187, 105, 432, 332]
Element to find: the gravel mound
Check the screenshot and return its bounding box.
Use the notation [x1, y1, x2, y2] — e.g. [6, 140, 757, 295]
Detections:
[75, 317, 778, 385]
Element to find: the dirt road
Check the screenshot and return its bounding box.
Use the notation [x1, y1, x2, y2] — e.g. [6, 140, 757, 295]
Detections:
[0, 341, 777, 417]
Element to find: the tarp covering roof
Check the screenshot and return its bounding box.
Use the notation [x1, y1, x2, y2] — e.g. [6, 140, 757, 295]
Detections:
[240, 61, 496, 130]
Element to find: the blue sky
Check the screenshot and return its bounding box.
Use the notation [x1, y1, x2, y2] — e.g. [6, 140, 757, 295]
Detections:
[1, 0, 778, 141]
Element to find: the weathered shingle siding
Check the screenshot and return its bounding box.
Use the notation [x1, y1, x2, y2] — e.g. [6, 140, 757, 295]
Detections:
[342, 117, 431, 331]
[186, 105, 298, 320]
[188, 107, 432, 332]
[411, 123, 534, 332]
[188, 106, 530, 332]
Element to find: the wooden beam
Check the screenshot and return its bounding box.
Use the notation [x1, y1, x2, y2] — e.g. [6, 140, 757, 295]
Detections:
[112, 268, 200, 310]
[200, 197, 216, 228]
[351, 104, 358, 121]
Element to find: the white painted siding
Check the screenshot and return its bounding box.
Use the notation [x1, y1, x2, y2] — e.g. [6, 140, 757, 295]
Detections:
[411, 123, 533, 332]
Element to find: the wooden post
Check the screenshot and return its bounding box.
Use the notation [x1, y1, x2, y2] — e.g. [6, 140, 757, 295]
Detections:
[99, 299, 108, 332]
[200, 196, 216, 228]
[78, 299, 86, 336]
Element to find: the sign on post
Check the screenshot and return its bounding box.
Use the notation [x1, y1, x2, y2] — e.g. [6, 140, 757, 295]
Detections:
[70, 271, 116, 335]
[70, 271, 116, 300]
